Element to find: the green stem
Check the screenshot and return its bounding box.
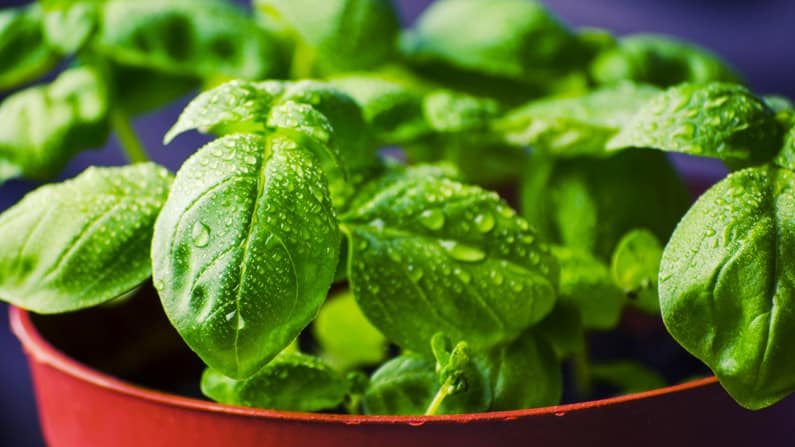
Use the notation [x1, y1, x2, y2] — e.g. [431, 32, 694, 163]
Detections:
[425, 378, 454, 416]
[111, 109, 149, 163]
[572, 348, 593, 399]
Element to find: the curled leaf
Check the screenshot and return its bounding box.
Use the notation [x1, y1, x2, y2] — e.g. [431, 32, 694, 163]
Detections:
[607, 83, 781, 166]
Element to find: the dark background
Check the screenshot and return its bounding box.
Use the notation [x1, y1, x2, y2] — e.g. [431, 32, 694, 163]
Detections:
[1, 1, 794, 445]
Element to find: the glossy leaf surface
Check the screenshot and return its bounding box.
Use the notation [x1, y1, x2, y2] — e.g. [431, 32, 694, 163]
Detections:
[496, 83, 660, 157]
[0, 163, 171, 313]
[201, 352, 350, 412]
[342, 168, 558, 354]
[608, 83, 781, 166]
[660, 165, 795, 409]
[152, 133, 339, 379]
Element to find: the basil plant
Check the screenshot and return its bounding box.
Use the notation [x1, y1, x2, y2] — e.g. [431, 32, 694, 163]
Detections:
[1, 0, 794, 415]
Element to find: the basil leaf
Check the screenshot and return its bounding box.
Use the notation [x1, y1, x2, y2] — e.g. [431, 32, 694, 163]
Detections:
[591, 34, 740, 87]
[164, 80, 284, 143]
[362, 353, 437, 415]
[611, 228, 663, 314]
[254, 0, 399, 76]
[483, 329, 562, 410]
[0, 66, 110, 182]
[590, 361, 666, 395]
[313, 289, 388, 371]
[422, 90, 499, 134]
[495, 83, 660, 157]
[521, 150, 690, 260]
[607, 83, 782, 166]
[152, 133, 339, 379]
[93, 0, 288, 81]
[772, 122, 795, 171]
[536, 300, 586, 359]
[329, 74, 431, 145]
[341, 170, 558, 354]
[0, 5, 60, 91]
[165, 80, 371, 171]
[362, 350, 491, 416]
[201, 352, 350, 412]
[659, 165, 795, 409]
[106, 62, 200, 116]
[552, 246, 626, 330]
[0, 163, 171, 313]
[41, 0, 99, 54]
[402, 0, 586, 84]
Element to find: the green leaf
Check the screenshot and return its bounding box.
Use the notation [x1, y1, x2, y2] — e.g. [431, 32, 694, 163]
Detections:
[591, 34, 740, 87]
[165, 80, 372, 170]
[607, 83, 782, 166]
[535, 300, 586, 359]
[422, 90, 499, 134]
[402, 0, 586, 84]
[495, 83, 661, 157]
[341, 168, 558, 355]
[362, 349, 492, 416]
[427, 335, 492, 415]
[551, 246, 626, 330]
[772, 121, 795, 171]
[0, 5, 60, 91]
[329, 74, 431, 145]
[0, 163, 172, 313]
[93, 0, 288, 81]
[659, 165, 795, 409]
[312, 289, 388, 371]
[521, 150, 690, 260]
[611, 228, 663, 314]
[106, 62, 200, 116]
[482, 329, 562, 410]
[41, 0, 99, 54]
[201, 352, 350, 412]
[254, 0, 400, 76]
[152, 133, 340, 379]
[0, 66, 110, 181]
[590, 361, 666, 395]
[362, 353, 437, 415]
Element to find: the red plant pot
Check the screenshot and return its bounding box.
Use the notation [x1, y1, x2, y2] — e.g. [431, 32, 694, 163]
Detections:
[10, 300, 795, 447]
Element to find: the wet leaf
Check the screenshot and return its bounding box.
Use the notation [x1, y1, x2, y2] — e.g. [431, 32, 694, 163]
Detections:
[341, 168, 558, 354]
[152, 133, 339, 379]
[0, 164, 172, 313]
[660, 165, 795, 409]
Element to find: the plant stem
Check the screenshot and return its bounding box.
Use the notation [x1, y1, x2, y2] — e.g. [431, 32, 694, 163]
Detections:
[111, 109, 149, 163]
[572, 348, 593, 399]
[425, 378, 453, 416]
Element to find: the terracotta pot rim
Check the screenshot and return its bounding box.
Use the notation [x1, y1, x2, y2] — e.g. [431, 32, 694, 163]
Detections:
[10, 305, 718, 425]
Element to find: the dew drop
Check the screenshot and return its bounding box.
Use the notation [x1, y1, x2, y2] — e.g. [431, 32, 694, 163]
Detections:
[191, 222, 210, 247]
[474, 213, 495, 233]
[490, 270, 504, 285]
[454, 268, 472, 284]
[407, 265, 424, 282]
[244, 155, 257, 165]
[439, 240, 486, 262]
[418, 209, 445, 231]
